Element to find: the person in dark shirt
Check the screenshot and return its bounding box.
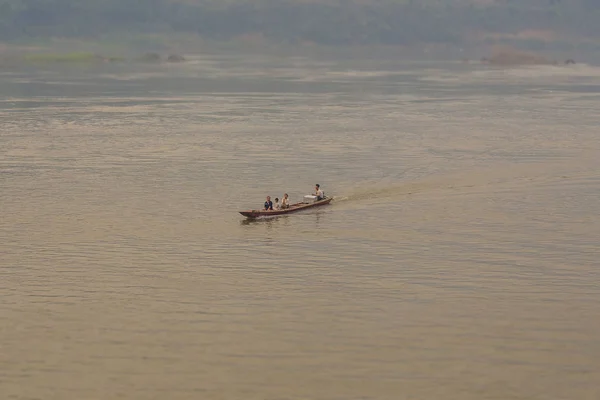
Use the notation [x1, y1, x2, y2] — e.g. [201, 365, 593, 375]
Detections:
[264, 196, 273, 210]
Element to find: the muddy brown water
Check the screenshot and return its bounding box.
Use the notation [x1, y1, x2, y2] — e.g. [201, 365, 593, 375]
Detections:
[1, 56, 599, 399]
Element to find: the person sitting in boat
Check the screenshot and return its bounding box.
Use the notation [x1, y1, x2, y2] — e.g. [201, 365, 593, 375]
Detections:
[273, 198, 281, 210]
[281, 193, 290, 209]
[264, 196, 273, 211]
[315, 184, 325, 200]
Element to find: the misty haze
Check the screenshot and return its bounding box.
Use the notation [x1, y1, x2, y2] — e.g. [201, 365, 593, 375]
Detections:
[1, 1, 600, 400]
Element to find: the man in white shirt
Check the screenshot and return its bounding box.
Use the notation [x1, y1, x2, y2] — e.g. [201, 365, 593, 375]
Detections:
[315, 184, 324, 200]
[273, 198, 281, 210]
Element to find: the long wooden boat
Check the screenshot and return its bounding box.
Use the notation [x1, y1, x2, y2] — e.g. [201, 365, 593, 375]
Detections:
[239, 197, 332, 218]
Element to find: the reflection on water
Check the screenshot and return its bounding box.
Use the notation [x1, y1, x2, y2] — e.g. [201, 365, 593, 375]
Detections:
[1, 55, 600, 400]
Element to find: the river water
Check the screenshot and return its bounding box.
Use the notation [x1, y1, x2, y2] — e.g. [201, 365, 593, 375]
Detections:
[1, 54, 599, 400]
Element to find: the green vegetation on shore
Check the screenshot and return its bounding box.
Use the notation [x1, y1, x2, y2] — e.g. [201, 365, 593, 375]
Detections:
[22, 52, 124, 63]
[0, 50, 189, 66]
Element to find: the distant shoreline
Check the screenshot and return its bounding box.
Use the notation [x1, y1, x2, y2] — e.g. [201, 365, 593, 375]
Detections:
[1, 32, 598, 67]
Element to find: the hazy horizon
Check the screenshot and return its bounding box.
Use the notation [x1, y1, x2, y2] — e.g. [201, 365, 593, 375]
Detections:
[1, 0, 600, 54]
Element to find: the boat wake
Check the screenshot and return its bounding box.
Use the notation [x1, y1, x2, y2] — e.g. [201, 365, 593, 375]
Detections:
[332, 181, 438, 205]
[331, 160, 587, 208]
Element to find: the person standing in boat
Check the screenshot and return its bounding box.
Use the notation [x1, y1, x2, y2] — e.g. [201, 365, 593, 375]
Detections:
[281, 193, 290, 209]
[315, 184, 325, 200]
[264, 196, 273, 211]
[273, 198, 281, 210]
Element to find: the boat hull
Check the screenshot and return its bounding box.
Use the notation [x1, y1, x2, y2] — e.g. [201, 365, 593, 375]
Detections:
[239, 198, 332, 218]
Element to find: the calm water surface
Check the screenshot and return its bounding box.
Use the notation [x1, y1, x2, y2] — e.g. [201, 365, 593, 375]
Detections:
[1, 54, 600, 399]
